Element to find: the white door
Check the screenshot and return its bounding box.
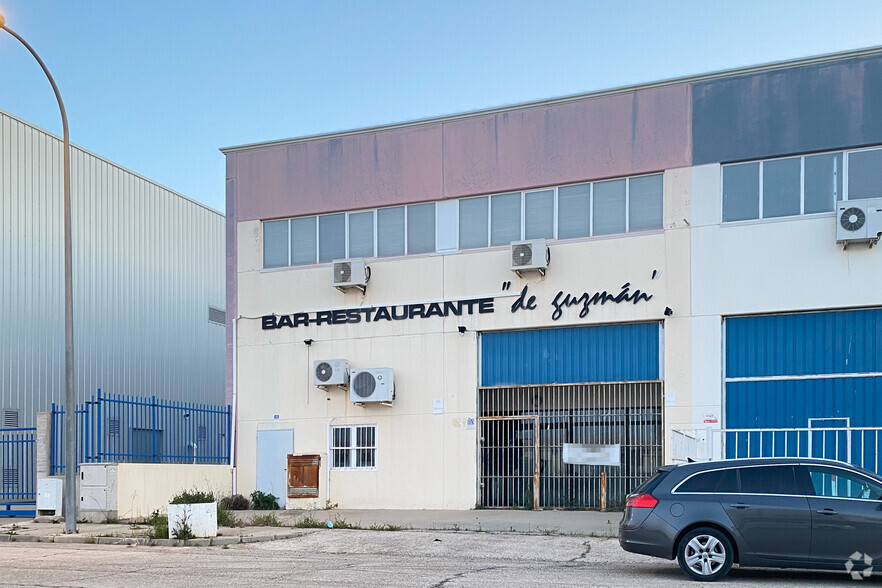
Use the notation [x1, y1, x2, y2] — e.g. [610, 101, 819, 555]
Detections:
[256, 429, 293, 507]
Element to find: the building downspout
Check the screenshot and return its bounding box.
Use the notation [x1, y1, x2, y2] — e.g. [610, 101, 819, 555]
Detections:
[326, 422, 331, 506]
[231, 317, 239, 495]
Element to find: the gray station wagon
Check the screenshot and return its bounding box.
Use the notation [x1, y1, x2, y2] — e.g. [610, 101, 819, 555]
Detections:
[618, 457, 882, 581]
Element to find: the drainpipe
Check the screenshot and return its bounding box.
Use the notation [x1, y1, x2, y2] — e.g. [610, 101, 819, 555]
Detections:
[231, 317, 239, 495]
[326, 422, 331, 506]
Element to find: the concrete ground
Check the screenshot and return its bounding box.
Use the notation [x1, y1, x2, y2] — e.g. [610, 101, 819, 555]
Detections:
[0, 529, 865, 587]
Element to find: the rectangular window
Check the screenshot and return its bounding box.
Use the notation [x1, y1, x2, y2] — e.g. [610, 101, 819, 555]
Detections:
[848, 148, 882, 200]
[348, 211, 374, 258]
[459, 196, 489, 249]
[267, 169, 669, 263]
[722, 146, 882, 223]
[557, 183, 590, 239]
[407, 203, 436, 254]
[377, 207, 405, 257]
[628, 174, 663, 231]
[593, 179, 626, 235]
[263, 220, 289, 268]
[356, 426, 376, 468]
[723, 162, 760, 222]
[331, 425, 377, 470]
[290, 217, 317, 265]
[490, 192, 522, 246]
[763, 157, 801, 218]
[525, 190, 554, 240]
[318, 214, 345, 263]
[807, 466, 882, 500]
[804, 152, 841, 213]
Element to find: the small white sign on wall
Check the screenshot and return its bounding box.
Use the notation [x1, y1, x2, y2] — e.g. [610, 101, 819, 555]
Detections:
[433, 398, 443, 414]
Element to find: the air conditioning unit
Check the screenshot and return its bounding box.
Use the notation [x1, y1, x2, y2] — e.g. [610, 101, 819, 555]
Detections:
[313, 359, 349, 388]
[837, 198, 882, 248]
[332, 258, 370, 293]
[350, 368, 394, 404]
[869, 199, 882, 244]
[510, 239, 550, 276]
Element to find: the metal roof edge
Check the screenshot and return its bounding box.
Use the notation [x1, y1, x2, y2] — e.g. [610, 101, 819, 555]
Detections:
[220, 45, 882, 155]
[1, 108, 224, 218]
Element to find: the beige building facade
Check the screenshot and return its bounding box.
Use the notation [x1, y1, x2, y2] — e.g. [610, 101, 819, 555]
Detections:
[224, 48, 882, 510]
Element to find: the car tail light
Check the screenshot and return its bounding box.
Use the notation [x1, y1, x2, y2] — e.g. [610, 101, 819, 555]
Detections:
[626, 493, 658, 509]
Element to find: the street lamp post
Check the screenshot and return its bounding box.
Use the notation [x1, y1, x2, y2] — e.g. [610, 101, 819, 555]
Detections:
[0, 13, 77, 534]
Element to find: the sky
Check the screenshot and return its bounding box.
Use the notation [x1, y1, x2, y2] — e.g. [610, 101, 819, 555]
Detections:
[1, 0, 881, 213]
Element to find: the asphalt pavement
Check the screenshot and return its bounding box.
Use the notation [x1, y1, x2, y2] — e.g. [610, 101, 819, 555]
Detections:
[0, 529, 866, 587]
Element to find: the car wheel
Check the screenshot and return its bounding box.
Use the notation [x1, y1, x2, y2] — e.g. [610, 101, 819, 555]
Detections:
[676, 527, 734, 582]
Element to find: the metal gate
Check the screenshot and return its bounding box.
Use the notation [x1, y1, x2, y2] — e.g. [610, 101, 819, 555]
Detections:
[1, 427, 36, 517]
[478, 382, 662, 509]
[479, 416, 539, 510]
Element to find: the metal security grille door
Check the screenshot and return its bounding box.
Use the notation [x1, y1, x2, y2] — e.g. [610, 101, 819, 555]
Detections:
[479, 323, 663, 509]
[478, 383, 662, 509]
[479, 416, 539, 509]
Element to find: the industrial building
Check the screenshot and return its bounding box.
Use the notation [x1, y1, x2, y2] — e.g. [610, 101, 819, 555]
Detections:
[223, 47, 882, 510]
[0, 108, 226, 426]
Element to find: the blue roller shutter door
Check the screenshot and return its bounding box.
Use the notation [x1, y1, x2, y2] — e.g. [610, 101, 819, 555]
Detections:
[725, 308, 882, 466]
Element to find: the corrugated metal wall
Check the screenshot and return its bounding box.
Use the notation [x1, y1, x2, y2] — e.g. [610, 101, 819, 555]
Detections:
[726, 309, 882, 378]
[480, 323, 660, 387]
[726, 377, 882, 429]
[0, 110, 225, 426]
[725, 309, 882, 429]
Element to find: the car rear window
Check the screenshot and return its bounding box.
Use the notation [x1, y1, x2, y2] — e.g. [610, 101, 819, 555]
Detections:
[677, 468, 739, 493]
[632, 469, 671, 495]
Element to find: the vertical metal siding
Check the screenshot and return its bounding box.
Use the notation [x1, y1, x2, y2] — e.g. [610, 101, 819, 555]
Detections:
[0, 110, 225, 427]
[480, 323, 659, 387]
[726, 309, 882, 378]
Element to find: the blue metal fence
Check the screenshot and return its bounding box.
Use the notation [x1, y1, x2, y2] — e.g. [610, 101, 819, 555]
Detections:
[51, 389, 231, 474]
[1, 427, 36, 517]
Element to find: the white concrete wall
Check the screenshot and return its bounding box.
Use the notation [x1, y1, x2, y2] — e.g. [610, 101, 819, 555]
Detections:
[235, 170, 694, 509]
[688, 163, 882, 435]
[115, 464, 232, 520]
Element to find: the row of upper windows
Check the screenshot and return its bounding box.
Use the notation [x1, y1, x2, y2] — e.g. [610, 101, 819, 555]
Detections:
[722, 146, 882, 223]
[262, 173, 664, 268]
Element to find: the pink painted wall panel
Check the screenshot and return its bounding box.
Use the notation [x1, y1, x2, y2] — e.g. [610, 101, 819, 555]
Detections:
[229, 84, 691, 222]
[441, 85, 691, 196]
[234, 124, 443, 221]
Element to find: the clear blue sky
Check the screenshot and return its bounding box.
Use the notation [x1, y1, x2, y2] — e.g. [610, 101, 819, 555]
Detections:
[2, 0, 881, 213]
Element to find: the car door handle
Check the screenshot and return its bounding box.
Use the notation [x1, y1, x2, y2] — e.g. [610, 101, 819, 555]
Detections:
[816, 508, 838, 515]
[729, 503, 750, 509]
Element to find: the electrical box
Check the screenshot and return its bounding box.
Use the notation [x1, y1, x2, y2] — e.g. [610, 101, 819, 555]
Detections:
[37, 478, 63, 516]
[78, 463, 119, 522]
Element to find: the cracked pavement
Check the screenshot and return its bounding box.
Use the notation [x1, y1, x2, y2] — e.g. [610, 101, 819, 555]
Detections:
[0, 529, 867, 586]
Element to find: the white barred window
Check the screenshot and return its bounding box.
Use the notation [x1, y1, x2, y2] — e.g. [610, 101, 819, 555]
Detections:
[331, 425, 377, 470]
